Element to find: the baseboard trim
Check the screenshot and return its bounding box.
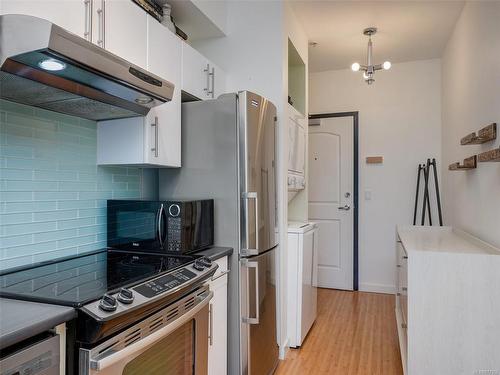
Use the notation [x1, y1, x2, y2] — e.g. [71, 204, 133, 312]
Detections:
[279, 338, 289, 360]
[359, 283, 396, 294]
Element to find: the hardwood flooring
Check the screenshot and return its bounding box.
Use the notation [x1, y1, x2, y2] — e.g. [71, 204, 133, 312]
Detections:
[275, 288, 403, 375]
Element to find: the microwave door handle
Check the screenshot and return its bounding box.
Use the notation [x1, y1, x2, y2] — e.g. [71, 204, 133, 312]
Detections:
[161, 206, 168, 247]
[87, 291, 213, 372]
[157, 204, 164, 248]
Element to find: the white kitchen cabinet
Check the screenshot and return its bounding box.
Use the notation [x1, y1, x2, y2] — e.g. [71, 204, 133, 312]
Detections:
[144, 16, 181, 167]
[396, 226, 500, 375]
[97, 16, 181, 167]
[102, 0, 148, 68]
[0, 0, 86, 38]
[1, 0, 148, 69]
[287, 222, 318, 347]
[181, 42, 226, 100]
[208, 256, 229, 375]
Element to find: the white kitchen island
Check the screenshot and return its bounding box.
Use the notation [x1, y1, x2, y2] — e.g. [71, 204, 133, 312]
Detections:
[395, 225, 500, 375]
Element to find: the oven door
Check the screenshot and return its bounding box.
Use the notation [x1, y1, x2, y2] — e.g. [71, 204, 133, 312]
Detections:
[79, 287, 212, 375]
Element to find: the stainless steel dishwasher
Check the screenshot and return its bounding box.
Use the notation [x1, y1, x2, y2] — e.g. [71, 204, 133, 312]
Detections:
[0, 333, 60, 375]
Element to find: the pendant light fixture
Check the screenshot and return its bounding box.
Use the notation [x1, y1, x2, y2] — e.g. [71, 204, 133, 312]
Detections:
[351, 27, 391, 85]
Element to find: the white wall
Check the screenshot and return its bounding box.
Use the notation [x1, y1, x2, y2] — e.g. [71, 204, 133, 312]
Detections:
[310, 59, 442, 293]
[441, 2, 500, 248]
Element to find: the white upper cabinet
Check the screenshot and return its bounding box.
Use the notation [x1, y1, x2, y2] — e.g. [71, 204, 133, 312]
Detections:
[102, 0, 148, 69]
[144, 16, 182, 167]
[97, 15, 181, 168]
[0, 0, 86, 37]
[181, 42, 226, 100]
[1, 0, 148, 69]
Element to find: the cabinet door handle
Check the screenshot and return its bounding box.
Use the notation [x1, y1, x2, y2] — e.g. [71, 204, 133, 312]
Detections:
[210, 67, 215, 98]
[402, 287, 407, 292]
[401, 323, 407, 329]
[203, 63, 210, 95]
[151, 116, 158, 157]
[84, 0, 92, 41]
[403, 255, 408, 259]
[208, 303, 213, 346]
[97, 0, 105, 47]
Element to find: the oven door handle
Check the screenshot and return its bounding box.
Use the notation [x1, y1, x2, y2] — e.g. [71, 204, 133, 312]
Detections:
[89, 291, 213, 372]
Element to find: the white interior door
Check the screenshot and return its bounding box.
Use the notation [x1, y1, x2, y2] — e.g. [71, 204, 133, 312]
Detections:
[308, 116, 354, 290]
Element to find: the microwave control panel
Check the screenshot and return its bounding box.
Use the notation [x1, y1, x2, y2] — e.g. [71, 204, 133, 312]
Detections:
[167, 216, 182, 252]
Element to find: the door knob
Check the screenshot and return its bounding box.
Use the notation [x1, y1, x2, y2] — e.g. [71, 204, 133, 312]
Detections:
[338, 205, 351, 211]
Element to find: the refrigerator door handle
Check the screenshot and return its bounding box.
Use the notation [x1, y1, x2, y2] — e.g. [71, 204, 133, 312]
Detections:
[242, 192, 259, 256]
[241, 259, 260, 325]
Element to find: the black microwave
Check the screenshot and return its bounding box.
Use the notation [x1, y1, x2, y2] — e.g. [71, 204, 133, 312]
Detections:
[107, 199, 214, 254]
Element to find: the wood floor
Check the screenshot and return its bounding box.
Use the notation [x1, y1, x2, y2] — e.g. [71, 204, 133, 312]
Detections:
[275, 288, 403, 375]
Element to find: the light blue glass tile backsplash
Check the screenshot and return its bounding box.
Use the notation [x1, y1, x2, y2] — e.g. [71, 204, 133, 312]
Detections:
[0, 100, 143, 271]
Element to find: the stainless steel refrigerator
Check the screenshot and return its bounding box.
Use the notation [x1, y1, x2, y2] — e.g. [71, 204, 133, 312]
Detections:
[159, 91, 279, 375]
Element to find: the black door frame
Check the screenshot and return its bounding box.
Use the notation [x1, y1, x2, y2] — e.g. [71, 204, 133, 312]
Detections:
[308, 111, 359, 291]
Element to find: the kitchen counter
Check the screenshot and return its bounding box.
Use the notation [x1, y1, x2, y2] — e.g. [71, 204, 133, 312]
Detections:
[397, 225, 499, 255]
[195, 246, 233, 261]
[0, 298, 76, 350]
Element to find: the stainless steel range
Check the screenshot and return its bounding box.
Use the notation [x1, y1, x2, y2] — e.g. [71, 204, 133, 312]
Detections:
[0, 249, 220, 375]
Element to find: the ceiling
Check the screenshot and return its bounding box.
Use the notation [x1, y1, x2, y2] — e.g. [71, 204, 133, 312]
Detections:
[290, 1, 465, 72]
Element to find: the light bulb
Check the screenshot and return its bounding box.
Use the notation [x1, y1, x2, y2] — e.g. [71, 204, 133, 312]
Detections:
[38, 59, 66, 71]
[383, 61, 391, 70]
[351, 62, 360, 72]
[363, 71, 369, 79]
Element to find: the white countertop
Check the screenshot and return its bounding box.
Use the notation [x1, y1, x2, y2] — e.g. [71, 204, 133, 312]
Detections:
[397, 225, 500, 255]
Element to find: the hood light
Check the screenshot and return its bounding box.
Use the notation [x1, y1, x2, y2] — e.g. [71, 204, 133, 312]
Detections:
[38, 59, 66, 71]
[135, 96, 153, 104]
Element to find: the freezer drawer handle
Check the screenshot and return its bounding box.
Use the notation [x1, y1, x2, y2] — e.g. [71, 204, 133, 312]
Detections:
[241, 259, 260, 325]
[242, 192, 259, 256]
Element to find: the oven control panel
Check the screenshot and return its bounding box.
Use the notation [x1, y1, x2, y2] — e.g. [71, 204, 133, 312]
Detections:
[134, 268, 197, 298]
[81, 260, 217, 321]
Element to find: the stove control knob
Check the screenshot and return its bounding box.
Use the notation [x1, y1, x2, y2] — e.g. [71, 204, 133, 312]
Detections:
[193, 259, 206, 271]
[99, 294, 118, 312]
[117, 288, 134, 304]
[198, 257, 212, 268]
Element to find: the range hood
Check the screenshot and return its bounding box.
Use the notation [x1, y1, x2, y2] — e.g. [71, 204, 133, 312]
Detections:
[0, 14, 174, 121]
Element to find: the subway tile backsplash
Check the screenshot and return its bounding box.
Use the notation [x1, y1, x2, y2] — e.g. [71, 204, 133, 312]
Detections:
[0, 100, 143, 271]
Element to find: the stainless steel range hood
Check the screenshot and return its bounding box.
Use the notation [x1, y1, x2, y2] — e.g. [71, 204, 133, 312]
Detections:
[0, 14, 174, 121]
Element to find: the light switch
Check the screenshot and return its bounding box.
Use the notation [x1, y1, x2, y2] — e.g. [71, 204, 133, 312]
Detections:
[364, 190, 372, 200]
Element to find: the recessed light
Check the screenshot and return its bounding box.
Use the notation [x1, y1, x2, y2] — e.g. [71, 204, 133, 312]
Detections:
[38, 59, 66, 71]
[135, 96, 153, 104]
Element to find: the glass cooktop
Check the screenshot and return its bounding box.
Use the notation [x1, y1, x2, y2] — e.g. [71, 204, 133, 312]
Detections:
[0, 250, 197, 307]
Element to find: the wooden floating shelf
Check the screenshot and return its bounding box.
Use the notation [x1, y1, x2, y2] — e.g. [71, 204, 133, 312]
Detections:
[449, 155, 477, 170]
[478, 147, 500, 163]
[461, 123, 497, 145]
